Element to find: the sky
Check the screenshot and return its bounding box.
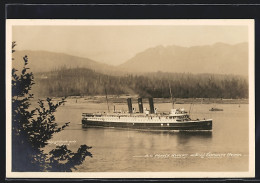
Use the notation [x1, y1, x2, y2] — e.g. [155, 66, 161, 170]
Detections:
[12, 25, 248, 66]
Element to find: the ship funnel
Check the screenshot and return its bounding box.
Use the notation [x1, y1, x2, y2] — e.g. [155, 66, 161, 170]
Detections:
[149, 98, 155, 114]
[138, 98, 143, 113]
[127, 98, 133, 113]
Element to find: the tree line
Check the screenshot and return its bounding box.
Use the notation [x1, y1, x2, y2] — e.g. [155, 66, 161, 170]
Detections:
[34, 67, 248, 99]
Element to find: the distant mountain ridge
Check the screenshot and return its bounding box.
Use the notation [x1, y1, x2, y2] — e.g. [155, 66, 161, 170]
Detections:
[12, 42, 248, 76]
[119, 42, 248, 76]
[12, 50, 120, 75]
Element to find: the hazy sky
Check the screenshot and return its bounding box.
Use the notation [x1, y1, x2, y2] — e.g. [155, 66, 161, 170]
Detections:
[13, 25, 248, 65]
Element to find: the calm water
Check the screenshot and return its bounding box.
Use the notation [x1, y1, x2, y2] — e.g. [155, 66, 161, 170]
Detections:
[44, 99, 249, 172]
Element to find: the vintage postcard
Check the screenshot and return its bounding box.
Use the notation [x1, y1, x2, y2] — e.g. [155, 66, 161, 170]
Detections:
[6, 19, 255, 178]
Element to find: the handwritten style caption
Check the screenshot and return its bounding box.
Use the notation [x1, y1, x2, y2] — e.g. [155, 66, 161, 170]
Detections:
[134, 152, 243, 159]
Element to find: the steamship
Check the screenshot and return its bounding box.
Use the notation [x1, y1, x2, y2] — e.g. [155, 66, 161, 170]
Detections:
[82, 98, 212, 131]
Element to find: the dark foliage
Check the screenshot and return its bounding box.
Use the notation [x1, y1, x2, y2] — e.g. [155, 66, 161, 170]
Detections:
[12, 42, 92, 172]
[34, 67, 248, 99]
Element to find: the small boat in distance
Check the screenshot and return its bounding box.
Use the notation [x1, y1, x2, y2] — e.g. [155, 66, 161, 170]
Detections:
[82, 98, 212, 131]
[209, 107, 223, 111]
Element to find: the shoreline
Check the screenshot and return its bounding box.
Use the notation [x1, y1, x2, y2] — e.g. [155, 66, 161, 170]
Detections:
[32, 95, 249, 105]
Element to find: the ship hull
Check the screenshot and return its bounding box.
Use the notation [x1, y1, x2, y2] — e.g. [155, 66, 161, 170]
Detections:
[82, 119, 212, 131]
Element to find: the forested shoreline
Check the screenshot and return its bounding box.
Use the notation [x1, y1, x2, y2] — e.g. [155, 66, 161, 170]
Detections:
[34, 67, 248, 99]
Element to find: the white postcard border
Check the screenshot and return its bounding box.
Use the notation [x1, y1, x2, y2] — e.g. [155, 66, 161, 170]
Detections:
[6, 19, 255, 178]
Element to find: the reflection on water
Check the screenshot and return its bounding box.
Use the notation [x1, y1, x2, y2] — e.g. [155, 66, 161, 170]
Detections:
[139, 130, 212, 137]
[175, 131, 212, 145]
[130, 130, 213, 145]
[46, 102, 249, 172]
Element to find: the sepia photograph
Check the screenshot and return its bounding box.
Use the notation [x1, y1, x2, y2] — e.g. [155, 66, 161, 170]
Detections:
[6, 19, 255, 178]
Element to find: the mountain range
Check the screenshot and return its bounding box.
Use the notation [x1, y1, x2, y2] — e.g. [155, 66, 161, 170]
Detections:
[119, 42, 248, 76]
[12, 50, 120, 75]
[12, 42, 248, 76]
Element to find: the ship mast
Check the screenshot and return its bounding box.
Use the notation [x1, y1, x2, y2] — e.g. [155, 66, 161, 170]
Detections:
[169, 83, 174, 109]
[104, 86, 110, 112]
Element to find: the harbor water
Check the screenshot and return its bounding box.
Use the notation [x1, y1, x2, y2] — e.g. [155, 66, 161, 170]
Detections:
[44, 98, 249, 172]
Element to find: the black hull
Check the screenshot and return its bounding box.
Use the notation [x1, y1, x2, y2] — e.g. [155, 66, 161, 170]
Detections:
[82, 119, 212, 131]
